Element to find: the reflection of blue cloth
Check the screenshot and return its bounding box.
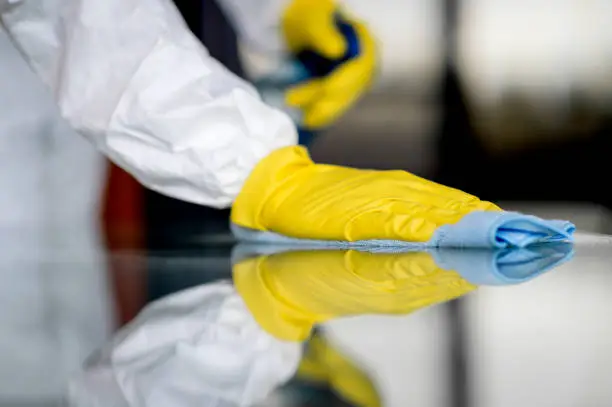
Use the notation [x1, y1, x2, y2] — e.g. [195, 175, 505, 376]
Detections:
[432, 243, 574, 286]
[231, 243, 574, 287]
[232, 211, 575, 249]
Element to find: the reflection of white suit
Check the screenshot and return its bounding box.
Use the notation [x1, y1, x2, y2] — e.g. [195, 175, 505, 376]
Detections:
[69, 282, 301, 407]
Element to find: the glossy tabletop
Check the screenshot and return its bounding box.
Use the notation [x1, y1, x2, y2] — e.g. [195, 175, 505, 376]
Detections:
[1, 230, 611, 407]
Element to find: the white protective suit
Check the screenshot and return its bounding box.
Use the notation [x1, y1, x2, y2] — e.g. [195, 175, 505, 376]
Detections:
[0, 0, 298, 209]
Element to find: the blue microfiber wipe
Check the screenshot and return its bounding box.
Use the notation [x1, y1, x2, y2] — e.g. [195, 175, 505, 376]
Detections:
[430, 243, 574, 286]
[232, 211, 575, 249]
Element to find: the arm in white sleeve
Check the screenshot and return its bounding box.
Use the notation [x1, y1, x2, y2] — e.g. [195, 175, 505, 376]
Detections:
[0, 0, 298, 208]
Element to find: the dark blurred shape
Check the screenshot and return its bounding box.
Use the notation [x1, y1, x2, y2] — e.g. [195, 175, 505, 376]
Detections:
[146, 245, 234, 302]
[102, 166, 147, 325]
[436, 67, 612, 208]
[281, 329, 379, 407]
[435, 0, 612, 210]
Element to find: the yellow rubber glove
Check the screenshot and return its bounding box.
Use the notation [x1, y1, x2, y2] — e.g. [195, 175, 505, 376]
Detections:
[297, 331, 381, 407]
[231, 146, 500, 242]
[232, 249, 476, 342]
[282, 0, 377, 129]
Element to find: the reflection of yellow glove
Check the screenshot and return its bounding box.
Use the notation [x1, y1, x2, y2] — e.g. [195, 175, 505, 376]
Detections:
[282, 0, 377, 129]
[231, 146, 500, 242]
[298, 332, 381, 407]
[232, 249, 476, 342]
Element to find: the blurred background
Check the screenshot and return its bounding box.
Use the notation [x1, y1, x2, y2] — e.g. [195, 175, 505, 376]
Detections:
[304, 0, 612, 175]
[2, 0, 612, 406]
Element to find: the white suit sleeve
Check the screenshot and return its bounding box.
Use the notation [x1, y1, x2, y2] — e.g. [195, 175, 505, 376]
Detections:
[0, 0, 298, 208]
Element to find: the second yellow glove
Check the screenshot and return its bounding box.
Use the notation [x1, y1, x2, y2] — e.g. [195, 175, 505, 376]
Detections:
[282, 0, 377, 129]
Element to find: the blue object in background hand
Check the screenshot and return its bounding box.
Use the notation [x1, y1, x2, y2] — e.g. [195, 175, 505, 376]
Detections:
[295, 15, 361, 79]
[255, 15, 361, 147]
[296, 15, 360, 146]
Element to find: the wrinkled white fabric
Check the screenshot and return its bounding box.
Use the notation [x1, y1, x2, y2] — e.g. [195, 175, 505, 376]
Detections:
[68, 282, 301, 407]
[0, 0, 298, 208]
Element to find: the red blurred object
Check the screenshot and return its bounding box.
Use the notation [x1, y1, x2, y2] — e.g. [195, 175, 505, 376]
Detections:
[101, 162, 147, 326]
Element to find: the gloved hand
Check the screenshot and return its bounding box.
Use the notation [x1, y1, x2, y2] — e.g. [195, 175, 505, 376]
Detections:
[231, 146, 500, 242]
[282, 0, 377, 129]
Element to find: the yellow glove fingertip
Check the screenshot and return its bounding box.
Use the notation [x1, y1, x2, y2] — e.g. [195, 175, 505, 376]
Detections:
[283, 0, 348, 58]
[303, 104, 340, 129]
[285, 81, 322, 107]
[285, 91, 303, 108]
[312, 30, 347, 59]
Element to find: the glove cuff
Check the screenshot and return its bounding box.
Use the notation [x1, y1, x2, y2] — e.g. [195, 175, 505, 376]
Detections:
[231, 145, 314, 231]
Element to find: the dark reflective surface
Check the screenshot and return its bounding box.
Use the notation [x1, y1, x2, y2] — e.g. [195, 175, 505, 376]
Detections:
[1, 231, 611, 407]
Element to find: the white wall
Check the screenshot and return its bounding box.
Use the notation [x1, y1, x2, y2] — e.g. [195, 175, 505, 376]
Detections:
[343, 0, 444, 92]
[467, 252, 612, 407]
[347, 0, 612, 103]
[325, 307, 451, 407]
[459, 0, 612, 110]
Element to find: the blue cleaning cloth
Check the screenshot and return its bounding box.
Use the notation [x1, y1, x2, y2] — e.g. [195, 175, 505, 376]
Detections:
[230, 243, 574, 287]
[231, 211, 575, 249]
